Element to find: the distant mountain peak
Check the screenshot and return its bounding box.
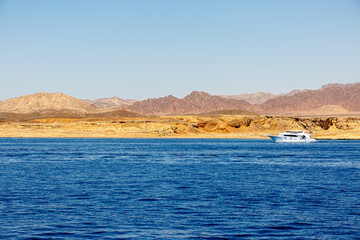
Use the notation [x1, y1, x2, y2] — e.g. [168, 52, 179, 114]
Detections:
[0, 92, 98, 114]
[260, 82, 360, 114]
[84, 96, 138, 108]
[120, 90, 254, 115]
[183, 91, 212, 101]
[188, 90, 208, 95]
[320, 82, 360, 90]
[1, 82, 359, 117]
[219, 92, 276, 104]
[165, 94, 178, 99]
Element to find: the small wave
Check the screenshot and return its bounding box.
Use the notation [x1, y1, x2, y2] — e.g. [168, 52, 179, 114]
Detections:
[3, 153, 30, 157]
[1, 159, 22, 163]
[91, 230, 107, 234]
[199, 154, 220, 157]
[138, 198, 158, 202]
[290, 222, 313, 226]
[267, 225, 299, 230]
[38, 231, 75, 236]
[67, 193, 90, 199]
[222, 234, 256, 238]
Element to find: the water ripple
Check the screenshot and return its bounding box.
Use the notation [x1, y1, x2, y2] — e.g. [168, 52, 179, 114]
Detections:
[0, 138, 359, 239]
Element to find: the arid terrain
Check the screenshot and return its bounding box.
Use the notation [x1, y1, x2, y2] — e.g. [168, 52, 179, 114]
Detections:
[1, 83, 359, 139]
[1, 114, 359, 139]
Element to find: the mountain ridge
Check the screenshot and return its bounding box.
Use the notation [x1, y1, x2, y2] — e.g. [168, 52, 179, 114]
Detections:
[0, 82, 359, 117]
[119, 91, 254, 115]
[260, 83, 360, 114]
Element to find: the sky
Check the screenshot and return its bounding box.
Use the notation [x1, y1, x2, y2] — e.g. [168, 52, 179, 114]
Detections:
[0, 0, 359, 101]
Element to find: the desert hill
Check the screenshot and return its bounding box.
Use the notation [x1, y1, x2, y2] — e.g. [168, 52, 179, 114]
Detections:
[0, 92, 98, 114]
[120, 91, 253, 115]
[219, 83, 360, 109]
[195, 109, 258, 116]
[260, 83, 360, 115]
[1, 82, 360, 117]
[84, 110, 146, 119]
[1, 113, 359, 139]
[0, 109, 145, 122]
[313, 105, 349, 115]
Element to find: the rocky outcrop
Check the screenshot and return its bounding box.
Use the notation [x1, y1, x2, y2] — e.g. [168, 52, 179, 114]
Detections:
[1, 115, 359, 139]
[227, 118, 252, 128]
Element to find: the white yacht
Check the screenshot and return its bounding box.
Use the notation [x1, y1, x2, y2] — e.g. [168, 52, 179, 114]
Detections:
[268, 130, 316, 142]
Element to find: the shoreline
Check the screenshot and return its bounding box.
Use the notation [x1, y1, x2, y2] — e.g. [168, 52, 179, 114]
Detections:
[1, 115, 359, 140]
[1, 134, 359, 140]
[1, 137, 360, 140]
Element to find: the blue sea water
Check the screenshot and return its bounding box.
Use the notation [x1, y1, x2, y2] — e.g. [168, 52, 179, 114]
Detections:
[0, 138, 360, 239]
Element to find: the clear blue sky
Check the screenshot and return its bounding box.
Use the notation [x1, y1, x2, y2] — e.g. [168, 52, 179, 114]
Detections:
[0, 0, 359, 100]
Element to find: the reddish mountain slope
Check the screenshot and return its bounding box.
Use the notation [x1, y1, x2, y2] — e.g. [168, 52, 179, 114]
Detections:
[1, 82, 359, 117]
[121, 91, 253, 115]
[260, 83, 360, 114]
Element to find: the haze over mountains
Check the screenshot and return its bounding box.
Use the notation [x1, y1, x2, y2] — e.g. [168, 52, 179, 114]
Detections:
[218, 92, 277, 105]
[0, 82, 359, 119]
[84, 97, 138, 108]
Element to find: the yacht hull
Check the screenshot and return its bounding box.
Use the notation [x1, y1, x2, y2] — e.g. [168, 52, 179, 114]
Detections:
[267, 135, 316, 143]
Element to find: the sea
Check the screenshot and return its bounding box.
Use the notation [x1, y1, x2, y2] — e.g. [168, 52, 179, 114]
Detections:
[0, 138, 359, 239]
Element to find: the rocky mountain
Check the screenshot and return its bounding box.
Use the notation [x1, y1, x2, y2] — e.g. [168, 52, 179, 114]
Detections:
[260, 83, 360, 114]
[280, 89, 310, 97]
[0, 92, 98, 114]
[219, 92, 277, 104]
[1, 82, 359, 118]
[84, 97, 138, 108]
[120, 91, 254, 115]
